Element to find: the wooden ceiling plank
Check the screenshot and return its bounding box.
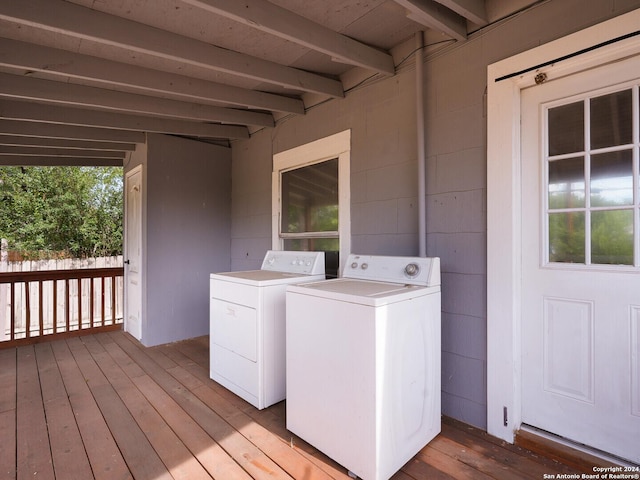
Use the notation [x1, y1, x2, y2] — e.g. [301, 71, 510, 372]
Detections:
[0, 38, 304, 115]
[0, 73, 274, 128]
[394, 0, 467, 41]
[0, 100, 250, 140]
[0, 0, 344, 97]
[0, 119, 145, 143]
[0, 135, 136, 151]
[181, 0, 395, 75]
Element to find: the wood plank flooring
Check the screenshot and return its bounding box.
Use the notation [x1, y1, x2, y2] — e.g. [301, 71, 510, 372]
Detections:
[0, 332, 615, 479]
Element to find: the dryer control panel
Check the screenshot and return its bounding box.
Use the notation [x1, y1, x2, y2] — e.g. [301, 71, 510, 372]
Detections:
[261, 250, 325, 275]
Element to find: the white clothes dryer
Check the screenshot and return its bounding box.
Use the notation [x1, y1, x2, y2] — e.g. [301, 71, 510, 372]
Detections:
[285, 254, 441, 480]
[209, 250, 325, 409]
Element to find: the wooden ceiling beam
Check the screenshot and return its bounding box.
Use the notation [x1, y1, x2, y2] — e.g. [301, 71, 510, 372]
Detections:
[0, 100, 250, 140]
[0, 119, 145, 144]
[0, 155, 124, 167]
[181, 0, 395, 75]
[0, 145, 126, 158]
[0, 73, 274, 128]
[0, 135, 136, 151]
[0, 39, 304, 115]
[394, 0, 467, 41]
[435, 0, 487, 26]
[0, 0, 344, 97]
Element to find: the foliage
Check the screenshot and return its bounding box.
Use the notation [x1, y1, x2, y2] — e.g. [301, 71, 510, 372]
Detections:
[0, 166, 123, 259]
[548, 191, 634, 265]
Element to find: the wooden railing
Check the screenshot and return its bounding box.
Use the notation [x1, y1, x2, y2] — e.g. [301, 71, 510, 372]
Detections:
[0, 267, 124, 348]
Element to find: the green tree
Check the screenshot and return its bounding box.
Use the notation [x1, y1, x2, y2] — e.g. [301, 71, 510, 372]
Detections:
[0, 166, 123, 259]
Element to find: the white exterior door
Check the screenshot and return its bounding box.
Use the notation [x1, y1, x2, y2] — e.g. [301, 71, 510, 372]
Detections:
[124, 166, 143, 341]
[520, 55, 640, 463]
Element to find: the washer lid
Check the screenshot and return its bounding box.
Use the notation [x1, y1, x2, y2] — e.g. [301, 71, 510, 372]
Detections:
[210, 250, 326, 286]
[287, 278, 439, 306]
[300, 279, 411, 297]
[211, 270, 325, 286]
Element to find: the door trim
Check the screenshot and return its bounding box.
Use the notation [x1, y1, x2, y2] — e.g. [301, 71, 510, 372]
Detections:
[124, 164, 143, 340]
[486, 8, 640, 444]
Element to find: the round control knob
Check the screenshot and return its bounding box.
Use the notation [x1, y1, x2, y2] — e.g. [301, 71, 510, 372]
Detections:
[351, 262, 358, 269]
[404, 263, 420, 277]
[360, 263, 368, 270]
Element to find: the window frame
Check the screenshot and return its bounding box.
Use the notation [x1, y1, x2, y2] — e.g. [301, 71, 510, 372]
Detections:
[272, 130, 351, 275]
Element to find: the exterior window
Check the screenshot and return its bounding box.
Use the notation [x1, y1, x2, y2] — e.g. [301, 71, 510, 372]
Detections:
[281, 158, 339, 257]
[272, 131, 351, 278]
[545, 87, 639, 266]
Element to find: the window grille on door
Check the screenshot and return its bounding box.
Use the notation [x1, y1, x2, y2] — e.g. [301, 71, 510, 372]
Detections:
[545, 85, 639, 267]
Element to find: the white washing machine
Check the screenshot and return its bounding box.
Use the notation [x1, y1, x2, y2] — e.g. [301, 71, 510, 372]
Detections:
[209, 250, 325, 409]
[286, 254, 441, 480]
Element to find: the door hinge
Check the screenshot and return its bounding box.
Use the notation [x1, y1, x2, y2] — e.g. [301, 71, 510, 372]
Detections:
[503, 406, 508, 427]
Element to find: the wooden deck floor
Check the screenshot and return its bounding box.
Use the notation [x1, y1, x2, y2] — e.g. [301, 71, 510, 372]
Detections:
[0, 331, 610, 480]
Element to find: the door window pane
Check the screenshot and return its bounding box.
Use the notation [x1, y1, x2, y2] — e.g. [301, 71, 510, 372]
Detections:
[545, 86, 638, 268]
[590, 89, 632, 149]
[548, 157, 585, 208]
[548, 101, 584, 156]
[590, 150, 633, 207]
[549, 212, 585, 263]
[591, 210, 633, 265]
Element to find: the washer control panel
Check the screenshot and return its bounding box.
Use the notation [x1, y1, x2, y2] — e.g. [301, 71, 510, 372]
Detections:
[344, 254, 440, 286]
[261, 250, 325, 275]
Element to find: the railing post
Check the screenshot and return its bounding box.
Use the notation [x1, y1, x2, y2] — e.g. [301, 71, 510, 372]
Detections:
[111, 274, 116, 325]
[25, 280, 31, 339]
[65, 278, 70, 334]
[39, 279, 43, 337]
[53, 279, 58, 334]
[77, 278, 82, 331]
[10, 283, 15, 342]
[90, 277, 95, 329]
[0, 239, 7, 341]
[101, 276, 105, 327]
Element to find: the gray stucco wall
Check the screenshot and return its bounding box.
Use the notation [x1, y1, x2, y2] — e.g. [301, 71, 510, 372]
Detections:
[130, 133, 231, 347]
[230, 0, 640, 429]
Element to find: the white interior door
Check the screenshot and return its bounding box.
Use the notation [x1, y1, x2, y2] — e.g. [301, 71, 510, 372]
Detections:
[521, 54, 640, 463]
[124, 166, 142, 341]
